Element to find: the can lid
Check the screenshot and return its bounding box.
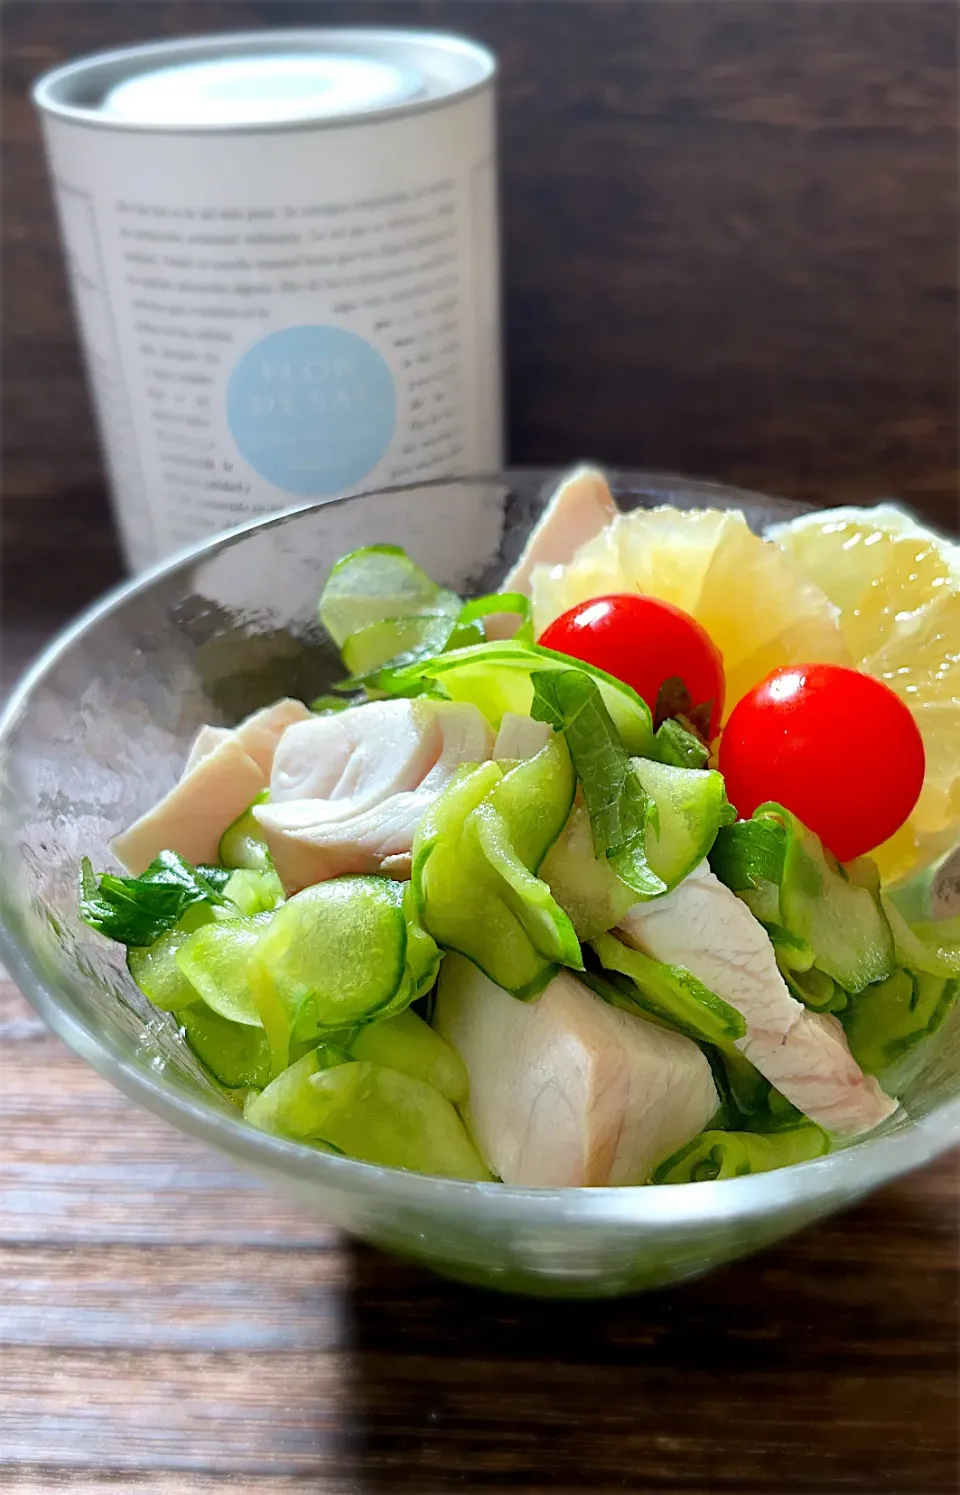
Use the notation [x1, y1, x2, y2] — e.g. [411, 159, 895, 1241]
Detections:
[103, 51, 425, 126]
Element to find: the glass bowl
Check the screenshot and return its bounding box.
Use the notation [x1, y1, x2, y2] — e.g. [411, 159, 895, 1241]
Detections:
[2, 471, 958, 1299]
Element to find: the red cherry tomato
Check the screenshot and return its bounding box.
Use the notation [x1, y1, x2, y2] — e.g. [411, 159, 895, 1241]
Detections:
[538, 594, 726, 737]
[718, 663, 925, 863]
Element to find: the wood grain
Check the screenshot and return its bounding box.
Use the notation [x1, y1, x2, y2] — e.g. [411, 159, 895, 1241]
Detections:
[2, 962, 958, 1492]
[2, 0, 958, 624]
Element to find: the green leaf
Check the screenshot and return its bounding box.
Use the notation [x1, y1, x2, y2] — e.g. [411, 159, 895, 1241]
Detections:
[530, 668, 666, 899]
[652, 1123, 829, 1183]
[648, 716, 710, 769]
[79, 851, 227, 948]
[309, 693, 356, 714]
[653, 676, 714, 744]
[710, 816, 787, 893]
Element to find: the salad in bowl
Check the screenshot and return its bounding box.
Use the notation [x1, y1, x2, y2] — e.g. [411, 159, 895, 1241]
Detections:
[77, 468, 960, 1191]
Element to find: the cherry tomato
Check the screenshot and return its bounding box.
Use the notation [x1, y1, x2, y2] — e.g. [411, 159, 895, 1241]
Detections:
[718, 663, 925, 863]
[538, 594, 726, 737]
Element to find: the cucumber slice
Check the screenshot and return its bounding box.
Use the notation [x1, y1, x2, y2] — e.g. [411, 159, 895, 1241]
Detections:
[243, 1046, 351, 1135]
[128, 928, 201, 1013]
[223, 867, 285, 916]
[382, 641, 654, 755]
[541, 804, 637, 940]
[176, 918, 266, 1026]
[775, 809, 894, 993]
[783, 965, 847, 1014]
[592, 931, 747, 1048]
[630, 759, 732, 889]
[844, 968, 958, 1076]
[269, 1059, 491, 1179]
[251, 876, 409, 1074]
[653, 1123, 829, 1184]
[412, 742, 580, 999]
[219, 792, 273, 873]
[179, 1001, 273, 1090]
[881, 896, 960, 979]
[347, 1009, 467, 1102]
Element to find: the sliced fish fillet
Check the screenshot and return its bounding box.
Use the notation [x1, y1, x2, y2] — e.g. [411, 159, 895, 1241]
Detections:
[616, 861, 897, 1137]
[493, 713, 554, 761]
[256, 699, 493, 889]
[500, 466, 621, 598]
[435, 956, 718, 1186]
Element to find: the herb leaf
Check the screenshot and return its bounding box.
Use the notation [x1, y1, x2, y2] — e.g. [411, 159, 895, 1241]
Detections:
[530, 669, 666, 898]
[654, 675, 714, 743]
[649, 716, 710, 769]
[79, 850, 227, 948]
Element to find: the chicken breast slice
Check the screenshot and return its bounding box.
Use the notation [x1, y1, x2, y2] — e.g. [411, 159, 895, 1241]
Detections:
[232, 698, 313, 777]
[435, 956, 718, 1186]
[256, 700, 493, 889]
[112, 737, 266, 874]
[114, 696, 313, 873]
[616, 861, 897, 1137]
[183, 725, 233, 776]
[269, 700, 444, 817]
[493, 713, 554, 761]
[501, 466, 621, 595]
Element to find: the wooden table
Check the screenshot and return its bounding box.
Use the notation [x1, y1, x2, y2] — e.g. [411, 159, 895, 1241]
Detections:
[2, 626, 959, 1495]
[2, 966, 958, 1493]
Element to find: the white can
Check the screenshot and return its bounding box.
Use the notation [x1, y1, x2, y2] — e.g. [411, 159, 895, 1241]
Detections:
[34, 30, 501, 571]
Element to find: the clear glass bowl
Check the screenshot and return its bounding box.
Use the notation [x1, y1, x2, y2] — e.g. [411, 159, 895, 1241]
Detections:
[2, 471, 958, 1298]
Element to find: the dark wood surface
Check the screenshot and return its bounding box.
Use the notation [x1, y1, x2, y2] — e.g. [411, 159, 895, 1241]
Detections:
[2, 0, 958, 623]
[2, 960, 958, 1493]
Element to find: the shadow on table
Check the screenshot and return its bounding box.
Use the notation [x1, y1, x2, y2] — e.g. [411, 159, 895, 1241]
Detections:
[337, 1166, 960, 1494]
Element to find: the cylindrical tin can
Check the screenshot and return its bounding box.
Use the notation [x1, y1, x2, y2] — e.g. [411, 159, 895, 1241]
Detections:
[34, 30, 501, 571]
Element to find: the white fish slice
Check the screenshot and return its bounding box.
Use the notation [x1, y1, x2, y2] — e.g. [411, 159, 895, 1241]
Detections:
[435, 956, 718, 1186]
[617, 861, 897, 1137]
[493, 713, 553, 761]
[256, 700, 493, 890]
[502, 466, 620, 596]
[269, 700, 444, 821]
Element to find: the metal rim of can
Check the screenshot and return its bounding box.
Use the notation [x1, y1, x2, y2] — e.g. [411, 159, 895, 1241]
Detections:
[32, 27, 497, 135]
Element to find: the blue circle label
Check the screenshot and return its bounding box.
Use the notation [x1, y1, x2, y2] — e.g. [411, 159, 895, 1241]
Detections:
[226, 325, 396, 495]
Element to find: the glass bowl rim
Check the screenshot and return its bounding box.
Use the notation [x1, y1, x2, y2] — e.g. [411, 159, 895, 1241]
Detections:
[3, 468, 959, 1225]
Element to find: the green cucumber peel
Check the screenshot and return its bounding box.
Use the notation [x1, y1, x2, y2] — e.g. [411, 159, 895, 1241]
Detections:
[219, 792, 274, 874]
[319, 544, 535, 688]
[652, 1122, 829, 1184]
[359, 638, 654, 754]
[412, 740, 581, 999]
[592, 931, 747, 1048]
[247, 1052, 490, 1180]
[843, 967, 959, 1076]
[250, 876, 425, 1077]
[176, 917, 268, 1028]
[180, 1001, 276, 1090]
